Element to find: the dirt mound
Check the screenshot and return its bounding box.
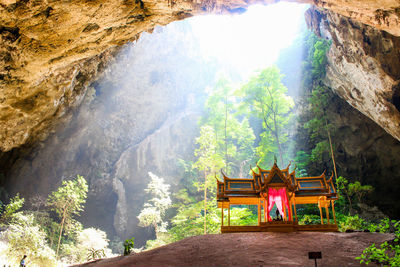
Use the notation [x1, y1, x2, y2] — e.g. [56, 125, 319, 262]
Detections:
[75, 232, 391, 266]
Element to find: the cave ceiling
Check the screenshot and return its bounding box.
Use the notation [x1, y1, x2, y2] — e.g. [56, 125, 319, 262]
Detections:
[1, 0, 400, 152]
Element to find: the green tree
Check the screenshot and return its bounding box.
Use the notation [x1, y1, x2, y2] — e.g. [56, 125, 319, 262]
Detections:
[47, 175, 88, 258]
[1, 213, 57, 266]
[137, 172, 172, 243]
[297, 32, 336, 176]
[336, 176, 374, 215]
[123, 237, 135, 256]
[193, 125, 224, 234]
[203, 76, 255, 176]
[240, 66, 294, 166]
[0, 194, 24, 225]
[75, 228, 110, 262]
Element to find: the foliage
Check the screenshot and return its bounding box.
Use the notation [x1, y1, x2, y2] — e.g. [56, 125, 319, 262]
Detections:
[47, 175, 88, 220]
[0, 176, 116, 266]
[294, 150, 310, 176]
[123, 237, 135, 256]
[0, 194, 24, 225]
[167, 201, 219, 242]
[47, 175, 88, 258]
[337, 214, 366, 232]
[298, 214, 322, 225]
[78, 228, 110, 262]
[357, 220, 400, 266]
[60, 226, 111, 263]
[138, 172, 172, 248]
[228, 207, 258, 226]
[348, 181, 374, 204]
[0, 213, 57, 267]
[335, 176, 374, 215]
[194, 125, 225, 191]
[193, 125, 224, 234]
[87, 248, 105, 261]
[295, 31, 334, 171]
[311, 39, 331, 79]
[167, 200, 258, 242]
[202, 76, 255, 176]
[240, 66, 294, 167]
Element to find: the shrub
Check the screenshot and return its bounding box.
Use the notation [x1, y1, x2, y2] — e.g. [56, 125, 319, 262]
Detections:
[337, 214, 366, 232]
[124, 237, 135, 255]
[0, 213, 57, 267]
[0, 194, 24, 225]
[63, 227, 111, 263]
[298, 214, 321, 225]
[357, 220, 400, 266]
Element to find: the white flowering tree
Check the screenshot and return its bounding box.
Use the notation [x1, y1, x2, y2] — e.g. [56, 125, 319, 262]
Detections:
[137, 172, 172, 245]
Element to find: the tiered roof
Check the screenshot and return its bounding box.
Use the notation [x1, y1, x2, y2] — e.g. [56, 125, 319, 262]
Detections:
[216, 162, 337, 202]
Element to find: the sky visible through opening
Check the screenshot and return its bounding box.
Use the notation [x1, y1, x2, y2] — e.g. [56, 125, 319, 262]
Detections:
[189, 2, 309, 81]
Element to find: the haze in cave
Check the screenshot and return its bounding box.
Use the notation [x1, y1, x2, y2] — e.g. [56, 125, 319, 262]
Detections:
[0, 1, 399, 266]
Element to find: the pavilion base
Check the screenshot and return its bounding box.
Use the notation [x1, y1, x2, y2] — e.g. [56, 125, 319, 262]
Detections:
[221, 222, 338, 233]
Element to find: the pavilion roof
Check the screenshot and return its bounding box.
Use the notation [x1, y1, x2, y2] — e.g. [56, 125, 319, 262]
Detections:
[216, 163, 337, 201]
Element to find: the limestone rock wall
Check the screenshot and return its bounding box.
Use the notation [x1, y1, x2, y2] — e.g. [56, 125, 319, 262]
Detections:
[306, 6, 400, 141]
[2, 22, 215, 246]
[328, 94, 400, 217]
[2, 0, 400, 152]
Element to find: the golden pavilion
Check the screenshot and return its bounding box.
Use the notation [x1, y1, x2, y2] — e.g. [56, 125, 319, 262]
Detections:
[216, 162, 338, 232]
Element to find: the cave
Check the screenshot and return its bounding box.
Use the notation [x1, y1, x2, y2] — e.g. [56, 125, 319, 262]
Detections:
[1, 0, 400, 265]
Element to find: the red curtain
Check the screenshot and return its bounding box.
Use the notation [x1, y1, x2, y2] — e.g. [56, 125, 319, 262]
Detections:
[267, 188, 292, 221]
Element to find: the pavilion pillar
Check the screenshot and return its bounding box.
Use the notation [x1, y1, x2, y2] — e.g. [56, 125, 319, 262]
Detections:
[258, 198, 261, 226]
[221, 205, 224, 227]
[287, 196, 293, 222]
[325, 204, 330, 224]
[283, 203, 286, 221]
[228, 203, 231, 226]
[318, 201, 324, 225]
[265, 196, 268, 222]
[293, 200, 298, 222]
[331, 200, 337, 225]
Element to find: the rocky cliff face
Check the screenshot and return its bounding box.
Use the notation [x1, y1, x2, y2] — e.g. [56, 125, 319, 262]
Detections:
[327, 93, 400, 218]
[306, 6, 400, 142]
[2, 22, 215, 246]
[1, 0, 400, 153]
[303, 7, 400, 217]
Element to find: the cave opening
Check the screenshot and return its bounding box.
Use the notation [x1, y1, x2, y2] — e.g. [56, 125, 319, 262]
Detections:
[3, 1, 400, 264]
[0, 1, 310, 250]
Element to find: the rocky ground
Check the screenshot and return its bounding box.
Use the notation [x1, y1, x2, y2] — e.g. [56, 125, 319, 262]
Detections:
[75, 232, 392, 267]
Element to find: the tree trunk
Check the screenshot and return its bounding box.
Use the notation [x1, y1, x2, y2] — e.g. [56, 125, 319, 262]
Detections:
[225, 97, 228, 174]
[50, 227, 55, 248]
[325, 119, 338, 180]
[272, 116, 284, 166]
[204, 171, 207, 235]
[274, 131, 284, 167]
[56, 208, 67, 258]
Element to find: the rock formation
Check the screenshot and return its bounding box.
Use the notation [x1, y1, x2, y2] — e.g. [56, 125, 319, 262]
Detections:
[318, 93, 400, 218]
[306, 6, 400, 142]
[1, 0, 400, 246]
[1, 0, 400, 152]
[2, 22, 215, 245]
[74, 232, 393, 266]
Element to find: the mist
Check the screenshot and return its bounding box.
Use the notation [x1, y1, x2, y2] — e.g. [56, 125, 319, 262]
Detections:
[4, 2, 309, 247]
